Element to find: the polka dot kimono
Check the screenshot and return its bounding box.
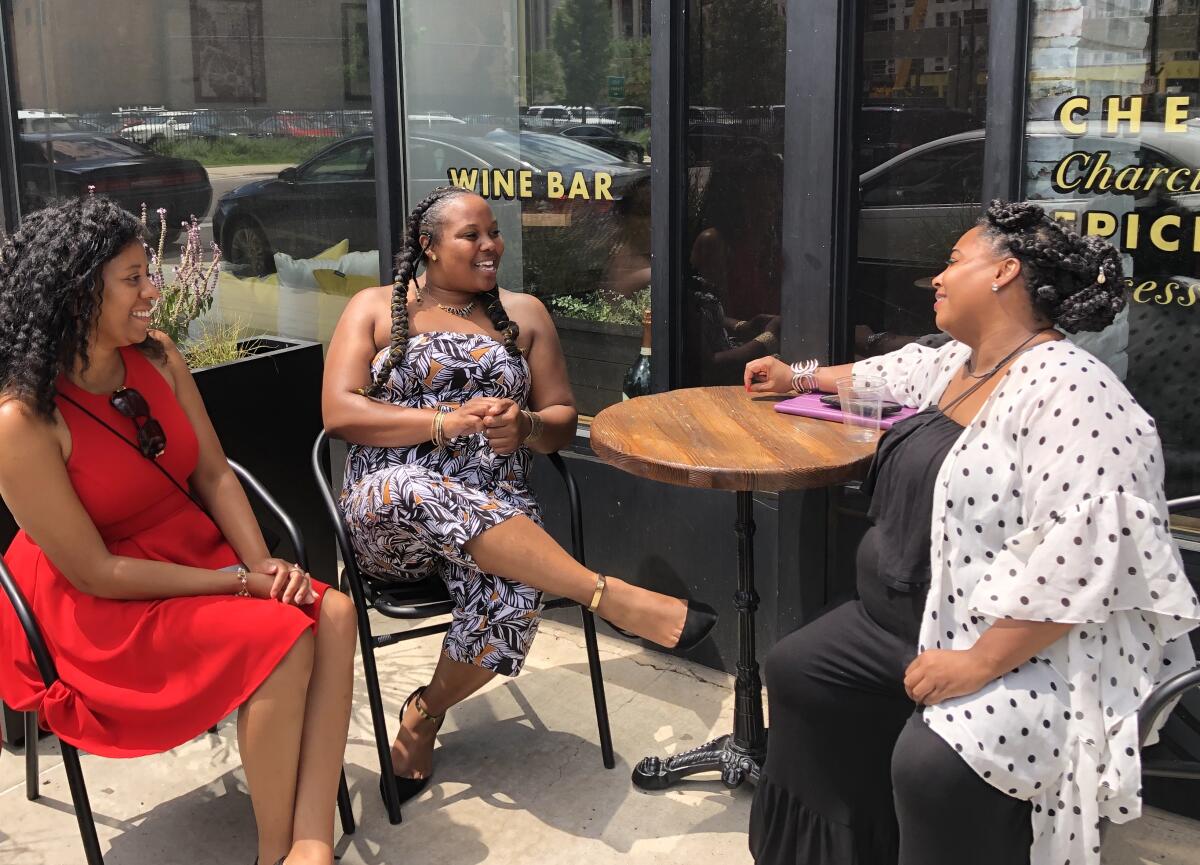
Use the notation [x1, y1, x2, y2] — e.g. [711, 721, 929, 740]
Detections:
[854, 339, 1200, 865]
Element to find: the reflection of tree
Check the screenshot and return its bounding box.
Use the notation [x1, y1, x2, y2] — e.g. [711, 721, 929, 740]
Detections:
[608, 38, 651, 108]
[530, 49, 566, 103]
[690, 0, 784, 108]
[553, 0, 612, 106]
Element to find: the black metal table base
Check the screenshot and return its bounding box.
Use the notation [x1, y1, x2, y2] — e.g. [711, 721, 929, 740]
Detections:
[631, 732, 763, 789]
[632, 491, 767, 792]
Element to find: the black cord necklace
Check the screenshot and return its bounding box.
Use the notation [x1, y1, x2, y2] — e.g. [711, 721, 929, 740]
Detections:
[963, 329, 1053, 379]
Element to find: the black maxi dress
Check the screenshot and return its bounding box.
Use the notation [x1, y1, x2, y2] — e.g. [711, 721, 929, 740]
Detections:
[749, 408, 1033, 865]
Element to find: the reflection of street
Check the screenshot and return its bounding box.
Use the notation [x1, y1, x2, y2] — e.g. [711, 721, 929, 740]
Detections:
[159, 163, 291, 265]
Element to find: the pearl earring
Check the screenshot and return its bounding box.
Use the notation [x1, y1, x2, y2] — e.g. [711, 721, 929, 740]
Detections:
[429, 252, 437, 262]
[991, 283, 1000, 293]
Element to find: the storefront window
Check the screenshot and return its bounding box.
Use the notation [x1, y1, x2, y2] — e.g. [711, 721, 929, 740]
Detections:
[8, 0, 377, 347]
[399, 0, 651, 418]
[1025, 1, 1200, 501]
[681, 0, 785, 387]
[852, 1, 989, 353]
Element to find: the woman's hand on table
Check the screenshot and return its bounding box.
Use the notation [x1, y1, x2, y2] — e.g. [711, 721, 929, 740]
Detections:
[744, 356, 793, 394]
[248, 558, 317, 606]
[903, 649, 993, 705]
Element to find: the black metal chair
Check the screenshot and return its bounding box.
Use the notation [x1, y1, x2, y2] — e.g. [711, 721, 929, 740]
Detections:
[312, 430, 614, 825]
[0, 459, 355, 865]
[1138, 493, 1200, 780]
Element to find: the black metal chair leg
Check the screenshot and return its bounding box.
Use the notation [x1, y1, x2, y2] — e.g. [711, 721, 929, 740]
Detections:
[580, 609, 615, 769]
[336, 769, 355, 834]
[60, 742, 104, 865]
[360, 628, 402, 824]
[24, 711, 38, 800]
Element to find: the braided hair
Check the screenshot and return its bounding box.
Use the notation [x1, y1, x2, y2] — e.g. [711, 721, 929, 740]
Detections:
[362, 186, 521, 397]
[979, 200, 1125, 333]
[0, 196, 155, 418]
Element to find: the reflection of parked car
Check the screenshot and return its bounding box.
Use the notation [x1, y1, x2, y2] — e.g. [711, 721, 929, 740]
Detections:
[599, 105, 648, 129]
[188, 114, 261, 140]
[214, 130, 648, 275]
[18, 110, 99, 133]
[120, 112, 198, 147]
[858, 102, 976, 172]
[559, 125, 644, 162]
[256, 113, 339, 138]
[525, 105, 617, 129]
[18, 133, 212, 236]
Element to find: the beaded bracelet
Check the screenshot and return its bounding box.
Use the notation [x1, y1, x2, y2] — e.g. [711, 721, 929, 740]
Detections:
[790, 359, 820, 394]
[234, 566, 251, 598]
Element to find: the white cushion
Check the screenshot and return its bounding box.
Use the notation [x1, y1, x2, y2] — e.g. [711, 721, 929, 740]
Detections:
[337, 250, 380, 277]
[273, 251, 325, 289]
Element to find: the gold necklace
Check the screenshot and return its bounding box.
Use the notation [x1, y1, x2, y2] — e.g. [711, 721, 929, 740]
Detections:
[436, 299, 476, 317]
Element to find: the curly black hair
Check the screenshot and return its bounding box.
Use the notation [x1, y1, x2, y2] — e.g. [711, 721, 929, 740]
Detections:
[979, 199, 1125, 333]
[362, 186, 520, 398]
[0, 196, 159, 418]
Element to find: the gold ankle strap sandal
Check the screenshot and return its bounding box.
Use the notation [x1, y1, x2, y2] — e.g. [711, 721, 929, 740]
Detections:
[588, 573, 607, 612]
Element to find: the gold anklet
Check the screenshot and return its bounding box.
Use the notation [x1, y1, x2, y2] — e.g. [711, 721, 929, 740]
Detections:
[411, 690, 443, 725]
[587, 573, 607, 612]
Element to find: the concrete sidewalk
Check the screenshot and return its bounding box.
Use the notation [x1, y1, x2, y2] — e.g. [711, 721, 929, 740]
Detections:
[1, 619, 1197, 864]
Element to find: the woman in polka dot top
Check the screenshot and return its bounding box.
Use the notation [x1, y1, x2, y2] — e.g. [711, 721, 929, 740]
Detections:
[743, 200, 1199, 865]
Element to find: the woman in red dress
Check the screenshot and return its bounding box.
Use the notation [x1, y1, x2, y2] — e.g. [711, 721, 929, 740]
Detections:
[0, 196, 357, 865]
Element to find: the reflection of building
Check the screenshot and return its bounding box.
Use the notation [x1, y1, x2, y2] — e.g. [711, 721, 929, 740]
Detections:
[861, 0, 988, 111]
[12, 0, 363, 112]
[1027, 2, 1200, 119]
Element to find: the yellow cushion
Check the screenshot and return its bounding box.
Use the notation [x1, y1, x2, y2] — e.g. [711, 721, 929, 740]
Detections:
[315, 238, 350, 261]
[313, 268, 377, 297]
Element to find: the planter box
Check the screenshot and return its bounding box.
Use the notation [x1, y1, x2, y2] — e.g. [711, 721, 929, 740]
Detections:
[554, 317, 641, 418]
[192, 336, 333, 581]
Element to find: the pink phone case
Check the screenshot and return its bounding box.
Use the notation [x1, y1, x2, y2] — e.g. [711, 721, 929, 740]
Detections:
[772, 392, 918, 430]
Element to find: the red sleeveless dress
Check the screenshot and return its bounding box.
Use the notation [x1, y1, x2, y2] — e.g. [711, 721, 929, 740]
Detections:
[0, 346, 327, 757]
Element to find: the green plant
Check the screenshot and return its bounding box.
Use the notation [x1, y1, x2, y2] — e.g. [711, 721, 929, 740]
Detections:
[549, 287, 649, 327]
[142, 205, 245, 367]
[182, 319, 250, 369]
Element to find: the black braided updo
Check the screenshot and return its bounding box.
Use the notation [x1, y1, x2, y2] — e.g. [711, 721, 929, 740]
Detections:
[0, 196, 155, 418]
[362, 186, 520, 398]
[979, 200, 1125, 333]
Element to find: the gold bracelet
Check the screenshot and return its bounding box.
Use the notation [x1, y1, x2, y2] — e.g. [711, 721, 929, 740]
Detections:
[753, 330, 778, 351]
[432, 410, 447, 447]
[234, 566, 250, 598]
[521, 409, 544, 444]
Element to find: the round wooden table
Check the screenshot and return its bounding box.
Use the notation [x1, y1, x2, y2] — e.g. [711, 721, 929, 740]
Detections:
[591, 386, 875, 789]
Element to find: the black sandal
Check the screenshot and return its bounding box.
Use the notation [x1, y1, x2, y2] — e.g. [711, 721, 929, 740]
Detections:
[379, 686, 444, 807]
[589, 573, 718, 651]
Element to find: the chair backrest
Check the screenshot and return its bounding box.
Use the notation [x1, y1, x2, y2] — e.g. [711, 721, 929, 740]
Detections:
[0, 555, 59, 689]
[311, 430, 378, 615]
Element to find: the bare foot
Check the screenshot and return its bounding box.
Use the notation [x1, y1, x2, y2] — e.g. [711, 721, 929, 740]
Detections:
[594, 577, 688, 648]
[390, 689, 440, 779]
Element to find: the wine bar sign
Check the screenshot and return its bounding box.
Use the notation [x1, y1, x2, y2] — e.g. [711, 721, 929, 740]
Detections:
[446, 167, 614, 202]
